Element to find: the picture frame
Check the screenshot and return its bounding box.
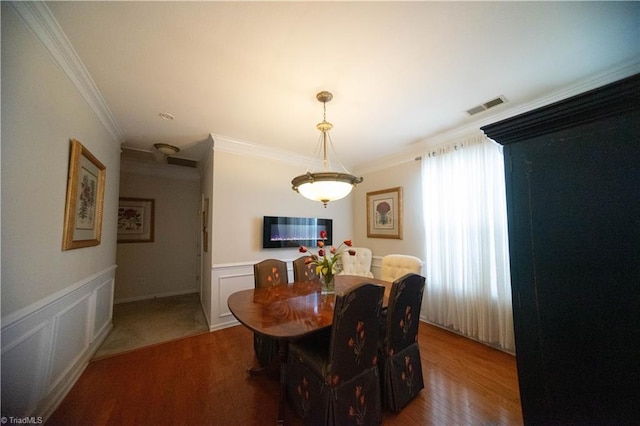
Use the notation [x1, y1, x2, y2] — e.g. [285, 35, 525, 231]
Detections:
[366, 186, 403, 239]
[62, 139, 106, 250]
[117, 197, 155, 243]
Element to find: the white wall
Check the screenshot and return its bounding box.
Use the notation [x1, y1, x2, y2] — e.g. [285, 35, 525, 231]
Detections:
[352, 159, 425, 276]
[1, 2, 119, 419]
[206, 146, 353, 329]
[116, 171, 200, 302]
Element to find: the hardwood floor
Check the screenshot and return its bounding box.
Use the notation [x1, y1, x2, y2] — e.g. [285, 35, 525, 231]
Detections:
[47, 323, 522, 425]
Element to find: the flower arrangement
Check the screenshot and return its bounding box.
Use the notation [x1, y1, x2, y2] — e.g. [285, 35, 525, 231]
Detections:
[299, 230, 356, 293]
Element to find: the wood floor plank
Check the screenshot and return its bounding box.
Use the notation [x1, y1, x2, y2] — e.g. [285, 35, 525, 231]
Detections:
[46, 323, 522, 425]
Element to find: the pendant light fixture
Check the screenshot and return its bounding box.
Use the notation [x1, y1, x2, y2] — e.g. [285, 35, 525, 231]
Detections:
[291, 91, 363, 207]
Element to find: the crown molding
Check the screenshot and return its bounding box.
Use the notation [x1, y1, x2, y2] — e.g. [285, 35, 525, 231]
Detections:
[9, 1, 124, 143]
[211, 133, 318, 169]
[355, 58, 640, 176]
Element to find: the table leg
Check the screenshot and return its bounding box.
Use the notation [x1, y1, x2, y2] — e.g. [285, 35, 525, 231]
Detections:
[247, 359, 279, 377]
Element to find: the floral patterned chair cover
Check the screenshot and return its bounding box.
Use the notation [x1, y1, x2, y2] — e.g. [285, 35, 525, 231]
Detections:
[293, 255, 320, 282]
[253, 259, 288, 367]
[287, 283, 384, 425]
[379, 272, 426, 413]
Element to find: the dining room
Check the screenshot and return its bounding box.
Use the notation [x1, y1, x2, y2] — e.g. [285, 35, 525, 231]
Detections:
[4, 2, 639, 424]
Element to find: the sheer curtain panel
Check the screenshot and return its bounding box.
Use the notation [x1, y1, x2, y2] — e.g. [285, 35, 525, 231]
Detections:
[421, 132, 514, 352]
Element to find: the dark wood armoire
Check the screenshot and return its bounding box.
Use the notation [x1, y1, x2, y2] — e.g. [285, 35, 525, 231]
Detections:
[482, 74, 640, 425]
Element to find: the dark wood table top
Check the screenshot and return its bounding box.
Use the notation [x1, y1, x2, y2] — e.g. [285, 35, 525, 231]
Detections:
[227, 275, 392, 340]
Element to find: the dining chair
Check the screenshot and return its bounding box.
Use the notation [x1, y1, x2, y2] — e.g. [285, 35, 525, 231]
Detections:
[380, 254, 423, 282]
[338, 247, 374, 278]
[253, 259, 288, 367]
[287, 283, 385, 425]
[293, 256, 320, 282]
[378, 272, 426, 413]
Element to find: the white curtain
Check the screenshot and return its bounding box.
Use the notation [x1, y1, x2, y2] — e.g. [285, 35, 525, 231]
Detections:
[421, 131, 514, 352]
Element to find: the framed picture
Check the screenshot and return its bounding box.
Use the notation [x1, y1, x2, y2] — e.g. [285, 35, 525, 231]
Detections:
[117, 197, 155, 243]
[366, 187, 403, 239]
[62, 139, 106, 250]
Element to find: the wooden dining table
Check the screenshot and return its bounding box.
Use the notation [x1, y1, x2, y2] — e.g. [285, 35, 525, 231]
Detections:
[227, 275, 392, 425]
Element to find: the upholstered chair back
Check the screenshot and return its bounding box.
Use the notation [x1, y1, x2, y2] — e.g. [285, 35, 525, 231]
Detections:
[286, 282, 385, 425]
[328, 283, 384, 383]
[253, 259, 288, 288]
[379, 272, 426, 413]
[338, 247, 374, 278]
[382, 273, 426, 356]
[293, 256, 320, 282]
[252, 259, 288, 367]
[380, 254, 423, 282]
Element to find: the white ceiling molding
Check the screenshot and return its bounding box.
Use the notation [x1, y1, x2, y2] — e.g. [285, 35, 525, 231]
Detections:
[211, 133, 319, 169]
[9, 1, 124, 143]
[355, 57, 640, 176]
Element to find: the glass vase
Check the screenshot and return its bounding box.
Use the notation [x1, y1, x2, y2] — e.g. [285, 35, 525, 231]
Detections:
[320, 274, 335, 294]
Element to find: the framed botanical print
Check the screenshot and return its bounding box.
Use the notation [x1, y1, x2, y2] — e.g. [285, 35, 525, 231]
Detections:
[117, 197, 155, 243]
[366, 187, 403, 239]
[62, 139, 106, 250]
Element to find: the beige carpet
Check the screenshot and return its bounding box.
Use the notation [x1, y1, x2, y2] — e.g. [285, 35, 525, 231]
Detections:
[94, 292, 209, 359]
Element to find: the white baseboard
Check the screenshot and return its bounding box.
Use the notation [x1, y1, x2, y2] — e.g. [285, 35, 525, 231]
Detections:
[113, 288, 199, 304]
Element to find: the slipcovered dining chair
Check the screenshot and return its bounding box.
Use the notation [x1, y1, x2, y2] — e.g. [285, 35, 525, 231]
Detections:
[287, 283, 385, 425]
[338, 247, 374, 278]
[379, 273, 426, 413]
[380, 254, 423, 282]
[253, 259, 288, 367]
[293, 256, 320, 282]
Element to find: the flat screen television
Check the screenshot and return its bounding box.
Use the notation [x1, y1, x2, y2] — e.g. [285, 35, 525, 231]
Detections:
[262, 216, 332, 249]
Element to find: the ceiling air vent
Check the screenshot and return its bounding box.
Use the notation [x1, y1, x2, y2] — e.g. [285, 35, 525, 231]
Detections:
[167, 157, 198, 168]
[466, 95, 508, 116]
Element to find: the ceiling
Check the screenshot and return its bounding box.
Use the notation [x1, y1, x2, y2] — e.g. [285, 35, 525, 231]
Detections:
[46, 1, 640, 171]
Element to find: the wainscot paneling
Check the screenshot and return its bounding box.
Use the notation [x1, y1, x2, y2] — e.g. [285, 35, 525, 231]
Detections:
[209, 261, 298, 331]
[1, 266, 116, 421]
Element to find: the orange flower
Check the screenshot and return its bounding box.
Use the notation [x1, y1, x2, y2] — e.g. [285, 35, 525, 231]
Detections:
[332, 374, 340, 385]
[299, 232, 356, 286]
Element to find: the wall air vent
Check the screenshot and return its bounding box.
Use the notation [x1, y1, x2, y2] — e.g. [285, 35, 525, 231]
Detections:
[466, 95, 508, 116]
[167, 157, 198, 168]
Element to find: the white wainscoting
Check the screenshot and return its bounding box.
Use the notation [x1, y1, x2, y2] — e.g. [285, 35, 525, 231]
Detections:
[208, 261, 298, 331]
[1, 266, 116, 420]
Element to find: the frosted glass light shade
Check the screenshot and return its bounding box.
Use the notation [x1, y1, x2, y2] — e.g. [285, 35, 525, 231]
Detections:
[292, 172, 363, 207]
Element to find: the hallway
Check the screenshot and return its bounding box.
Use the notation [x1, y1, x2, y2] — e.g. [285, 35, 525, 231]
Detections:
[94, 293, 208, 359]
